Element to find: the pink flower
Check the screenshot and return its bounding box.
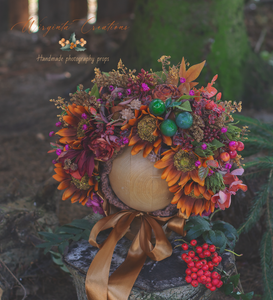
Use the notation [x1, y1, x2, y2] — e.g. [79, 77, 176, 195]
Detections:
[221, 127, 227, 133]
[189, 90, 195, 96]
[141, 83, 150, 92]
[88, 138, 114, 161]
[212, 168, 247, 210]
[86, 194, 105, 215]
[180, 77, 186, 83]
[201, 143, 207, 150]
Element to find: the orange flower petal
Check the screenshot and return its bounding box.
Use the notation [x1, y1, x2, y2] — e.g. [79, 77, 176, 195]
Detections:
[63, 116, 78, 127]
[161, 164, 173, 180]
[53, 174, 67, 182]
[131, 141, 146, 155]
[129, 134, 141, 146]
[154, 144, 161, 154]
[56, 128, 77, 137]
[198, 185, 206, 195]
[57, 179, 71, 190]
[184, 182, 193, 195]
[62, 185, 77, 200]
[193, 199, 204, 216]
[161, 151, 175, 161]
[59, 136, 76, 144]
[154, 159, 174, 169]
[194, 184, 201, 197]
[178, 172, 190, 187]
[143, 143, 154, 158]
[169, 185, 181, 193]
[171, 189, 183, 204]
[128, 118, 137, 126]
[168, 172, 181, 187]
[71, 191, 81, 203]
[190, 169, 202, 184]
[162, 135, 172, 146]
[203, 190, 212, 200]
[166, 166, 179, 182]
[153, 137, 162, 148]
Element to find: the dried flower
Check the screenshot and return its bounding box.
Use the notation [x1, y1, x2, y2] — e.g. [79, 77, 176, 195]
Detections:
[86, 194, 104, 215]
[141, 83, 150, 91]
[49, 131, 55, 137]
[152, 84, 181, 101]
[129, 99, 142, 110]
[120, 108, 135, 120]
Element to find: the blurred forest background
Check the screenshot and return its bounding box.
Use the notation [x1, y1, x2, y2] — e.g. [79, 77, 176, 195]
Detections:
[0, 0, 273, 299]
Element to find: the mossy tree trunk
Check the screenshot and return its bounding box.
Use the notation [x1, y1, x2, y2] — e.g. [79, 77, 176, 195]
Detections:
[106, 0, 273, 108]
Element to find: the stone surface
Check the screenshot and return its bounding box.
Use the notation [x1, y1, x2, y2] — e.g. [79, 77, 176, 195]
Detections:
[63, 215, 237, 300]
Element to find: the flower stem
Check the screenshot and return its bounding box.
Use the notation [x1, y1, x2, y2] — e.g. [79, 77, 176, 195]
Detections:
[216, 247, 243, 257]
[209, 209, 221, 221]
[174, 238, 189, 244]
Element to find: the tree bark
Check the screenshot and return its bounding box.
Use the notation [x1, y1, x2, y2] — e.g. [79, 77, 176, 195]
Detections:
[70, 0, 88, 21]
[106, 0, 272, 108]
[9, 0, 28, 30]
[38, 0, 70, 27]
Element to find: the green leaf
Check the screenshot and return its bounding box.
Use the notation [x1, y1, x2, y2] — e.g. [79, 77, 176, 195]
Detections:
[69, 219, 94, 230]
[38, 232, 62, 242]
[210, 139, 225, 149]
[229, 274, 240, 287]
[153, 71, 167, 83]
[102, 72, 110, 77]
[85, 88, 90, 93]
[71, 232, 84, 241]
[82, 229, 91, 240]
[177, 95, 200, 101]
[55, 226, 82, 235]
[58, 240, 69, 254]
[208, 230, 227, 249]
[36, 242, 55, 249]
[61, 44, 71, 51]
[165, 98, 172, 108]
[186, 223, 210, 240]
[75, 46, 86, 51]
[219, 282, 234, 295]
[240, 292, 254, 300]
[198, 167, 209, 180]
[69, 32, 76, 43]
[90, 83, 100, 99]
[178, 100, 192, 112]
[212, 220, 239, 241]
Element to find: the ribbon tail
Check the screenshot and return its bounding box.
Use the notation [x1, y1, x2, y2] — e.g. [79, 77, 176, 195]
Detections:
[107, 231, 147, 300]
[167, 216, 186, 236]
[85, 212, 137, 300]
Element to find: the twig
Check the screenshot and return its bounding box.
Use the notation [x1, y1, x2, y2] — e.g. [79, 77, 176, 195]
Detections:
[254, 28, 267, 53]
[0, 259, 27, 300]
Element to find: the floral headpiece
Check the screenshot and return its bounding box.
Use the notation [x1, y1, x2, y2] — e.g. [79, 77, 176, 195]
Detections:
[49, 55, 247, 217]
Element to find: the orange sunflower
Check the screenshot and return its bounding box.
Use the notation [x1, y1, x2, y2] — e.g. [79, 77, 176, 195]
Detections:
[121, 105, 172, 157]
[56, 104, 94, 149]
[154, 146, 215, 217]
[53, 162, 99, 205]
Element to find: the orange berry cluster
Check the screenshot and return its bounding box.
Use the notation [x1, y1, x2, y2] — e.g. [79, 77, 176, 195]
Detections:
[181, 240, 223, 291]
[58, 38, 87, 48]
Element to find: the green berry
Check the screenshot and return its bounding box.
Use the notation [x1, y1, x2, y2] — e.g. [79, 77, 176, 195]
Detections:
[149, 99, 166, 116]
[175, 112, 193, 129]
[160, 119, 177, 136]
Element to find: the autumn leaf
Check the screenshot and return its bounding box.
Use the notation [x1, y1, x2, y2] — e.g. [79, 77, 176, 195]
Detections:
[186, 60, 206, 83]
[179, 57, 187, 78]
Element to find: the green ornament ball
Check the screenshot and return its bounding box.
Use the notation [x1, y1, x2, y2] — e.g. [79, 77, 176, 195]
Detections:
[175, 112, 193, 129]
[149, 99, 166, 116]
[160, 119, 177, 137]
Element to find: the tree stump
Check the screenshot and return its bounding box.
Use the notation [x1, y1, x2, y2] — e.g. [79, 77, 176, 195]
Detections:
[63, 215, 238, 300]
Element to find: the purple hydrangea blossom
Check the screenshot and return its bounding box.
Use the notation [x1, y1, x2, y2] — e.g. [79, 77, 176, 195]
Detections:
[86, 194, 105, 215]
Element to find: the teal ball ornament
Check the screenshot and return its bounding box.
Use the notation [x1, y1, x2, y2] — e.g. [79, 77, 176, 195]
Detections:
[160, 119, 177, 137]
[149, 99, 166, 116]
[175, 112, 193, 129]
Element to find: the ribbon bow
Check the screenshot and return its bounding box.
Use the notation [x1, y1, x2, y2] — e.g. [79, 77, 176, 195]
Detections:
[85, 209, 185, 300]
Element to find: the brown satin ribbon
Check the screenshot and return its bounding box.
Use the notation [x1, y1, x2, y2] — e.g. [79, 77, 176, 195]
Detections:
[85, 209, 186, 300]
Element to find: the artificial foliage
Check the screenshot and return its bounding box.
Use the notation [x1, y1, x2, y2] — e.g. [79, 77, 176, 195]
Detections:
[49, 56, 248, 218]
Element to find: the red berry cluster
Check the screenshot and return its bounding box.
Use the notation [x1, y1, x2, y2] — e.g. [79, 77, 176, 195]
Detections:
[203, 127, 221, 143]
[181, 240, 223, 291]
[127, 69, 155, 94]
[220, 141, 245, 162]
[173, 133, 194, 150]
[105, 125, 115, 135]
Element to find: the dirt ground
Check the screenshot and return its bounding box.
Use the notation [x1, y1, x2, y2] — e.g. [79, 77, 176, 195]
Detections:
[1, 2, 272, 299]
